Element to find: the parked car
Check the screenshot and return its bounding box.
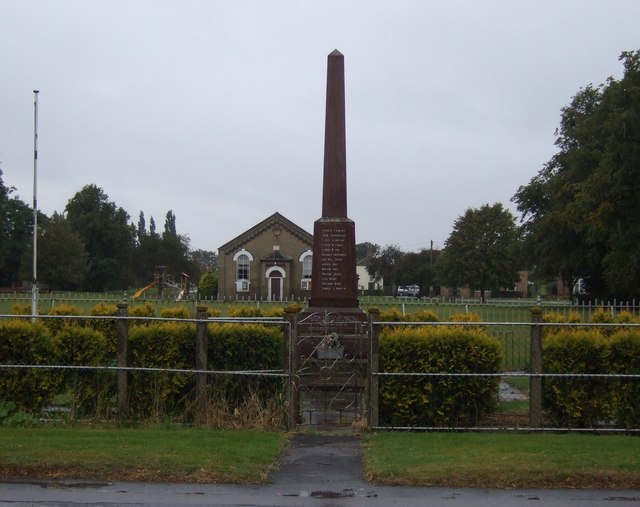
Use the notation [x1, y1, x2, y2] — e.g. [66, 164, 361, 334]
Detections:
[397, 285, 420, 297]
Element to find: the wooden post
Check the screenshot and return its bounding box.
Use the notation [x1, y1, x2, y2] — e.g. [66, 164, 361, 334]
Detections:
[529, 306, 543, 427]
[195, 306, 209, 425]
[284, 307, 299, 431]
[116, 303, 129, 419]
[368, 309, 380, 428]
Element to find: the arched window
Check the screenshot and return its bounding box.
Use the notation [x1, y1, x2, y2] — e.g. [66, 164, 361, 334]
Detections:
[299, 250, 312, 290]
[233, 249, 253, 291]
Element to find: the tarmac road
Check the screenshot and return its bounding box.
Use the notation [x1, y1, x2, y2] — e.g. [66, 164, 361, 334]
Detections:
[1, 434, 639, 507]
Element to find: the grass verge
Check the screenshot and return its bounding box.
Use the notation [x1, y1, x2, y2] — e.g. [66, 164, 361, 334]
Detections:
[0, 427, 287, 484]
[364, 431, 640, 488]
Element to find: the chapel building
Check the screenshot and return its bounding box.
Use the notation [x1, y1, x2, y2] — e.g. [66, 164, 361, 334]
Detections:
[217, 212, 313, 301]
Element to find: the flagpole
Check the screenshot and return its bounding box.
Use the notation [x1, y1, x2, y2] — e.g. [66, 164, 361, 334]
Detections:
[31, 90, 39, 318]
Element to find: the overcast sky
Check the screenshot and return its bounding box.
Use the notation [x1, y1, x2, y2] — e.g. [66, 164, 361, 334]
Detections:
[1, 1, 638, 254]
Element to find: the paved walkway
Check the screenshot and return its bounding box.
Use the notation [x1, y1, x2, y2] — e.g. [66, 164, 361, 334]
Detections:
[1, 434, 639, 506]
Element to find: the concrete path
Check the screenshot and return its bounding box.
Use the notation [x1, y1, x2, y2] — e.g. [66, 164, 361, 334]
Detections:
[1, 434, 639, 506]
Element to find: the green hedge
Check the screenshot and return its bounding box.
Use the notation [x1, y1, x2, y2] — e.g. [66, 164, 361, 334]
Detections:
[543, 328, 640, 428]
[54, 325, 112, 418]
[379, 326, 502, 427]
[0, 320, 60, 413]
[543, 330, 611, 427]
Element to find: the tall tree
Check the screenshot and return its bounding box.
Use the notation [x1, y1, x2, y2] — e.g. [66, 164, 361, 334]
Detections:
[65, 184, 135, 291]
[0, 169, 35, 287]
[513, 50, 640, 299]
[365, 244, 403, 293]
[21, 212, 88, 290]
[164, 210, 176, 236]
[356, 242, 380, 262]
[435, 203, 522, 301]
[190, 249, 218, 273]
[137, 211, 146, 241]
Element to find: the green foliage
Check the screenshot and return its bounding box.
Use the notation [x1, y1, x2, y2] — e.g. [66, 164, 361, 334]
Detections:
[448, 312, 481, 322]
[542, 330, 612, 427]
[88, 302, 120, 356]
[128, 322, 195, 420]
[226, 306, 285, 318]
[26, 212, 88, 290]
[377, 308, 439, 323]
[206, 307, 222, 318]
[44, 303, 84, 336]
[129, 302, 155, 318]
[65, 184, 135, 291]
[198, 270, 218, 298]
[513, 50, 640, 299]
[53, 325, 112, 419]
[435, 203, 522, 301]
[379, 326, 502, 427]
[410, 309, 439, 322]
[208, 323, 284, 410]
[590, 308, 614, 324]
[10, 303, 31, 315]
[0, 401, 37, 427]
[0, 170, 34, 287]
[160, 306, 192, 319]
[0, 320, 60, 413]
[608, 330, 640, 428]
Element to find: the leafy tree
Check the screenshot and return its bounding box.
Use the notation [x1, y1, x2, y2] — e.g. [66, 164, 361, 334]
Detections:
[395, 249, 441, 296]
[198, 270, 218, 298]
[366, 244, 403, 293]
[513, 50, 640, 299]
[137, 211, 146, 241]
[65, 184, 135, 291]
[435, 203, 522, 301]
[164, 210, 176, 236]
[190, 249, 218, 273]
[356, 242, 380, 261]
[1, 198, 35, 287]
[21, 212, 88, 290]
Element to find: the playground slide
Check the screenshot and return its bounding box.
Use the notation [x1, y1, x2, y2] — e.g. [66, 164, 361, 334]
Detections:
[131, 281, 155, 300]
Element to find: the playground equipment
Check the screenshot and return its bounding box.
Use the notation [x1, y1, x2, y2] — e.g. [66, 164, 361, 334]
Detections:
[131, 266, 190, 301]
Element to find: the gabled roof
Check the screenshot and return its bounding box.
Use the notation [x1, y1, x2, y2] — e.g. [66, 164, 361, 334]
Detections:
[260, 250, 293, 262]
[218, 212, 313, 254]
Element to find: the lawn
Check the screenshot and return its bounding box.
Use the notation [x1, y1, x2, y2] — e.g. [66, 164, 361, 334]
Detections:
[1, 427, 639, 489]
[0, 427, 286, 484]
[364, 431, 640, 489]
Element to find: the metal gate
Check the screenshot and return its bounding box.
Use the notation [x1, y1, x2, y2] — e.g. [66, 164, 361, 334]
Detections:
[293, 310, 369, 428]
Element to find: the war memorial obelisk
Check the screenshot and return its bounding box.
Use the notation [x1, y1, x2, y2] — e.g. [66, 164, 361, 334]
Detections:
[307, 49, 362, 313]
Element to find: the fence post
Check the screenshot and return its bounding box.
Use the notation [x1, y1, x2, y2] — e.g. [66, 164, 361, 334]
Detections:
[529, 306, 543, 427]
[116, 302, 129, 419]
[368, 308, 380, 429]
[283, 306, 299, 431]
[195, 306, 209, 425]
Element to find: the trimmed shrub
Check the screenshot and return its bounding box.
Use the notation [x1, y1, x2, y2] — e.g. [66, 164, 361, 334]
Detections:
[129, 302, 155, 318]
[88, 302, 119, 356]
[0, 320, 60, 413]
[53, 325, 111, 419]
[542, 329, 612, 427]
[448, 312, 481, 322]
[10, 303, 31, 315]
[128, 322, 195, 420]
[160, 306, 192, 319]
[411, 309, 439, 322]
[207, 323, 284, 414]
[378, 307, 406, 322]
[45, 303, 83, 336]
[608, 330, 640, 428]
[379, 326, 502, 427]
